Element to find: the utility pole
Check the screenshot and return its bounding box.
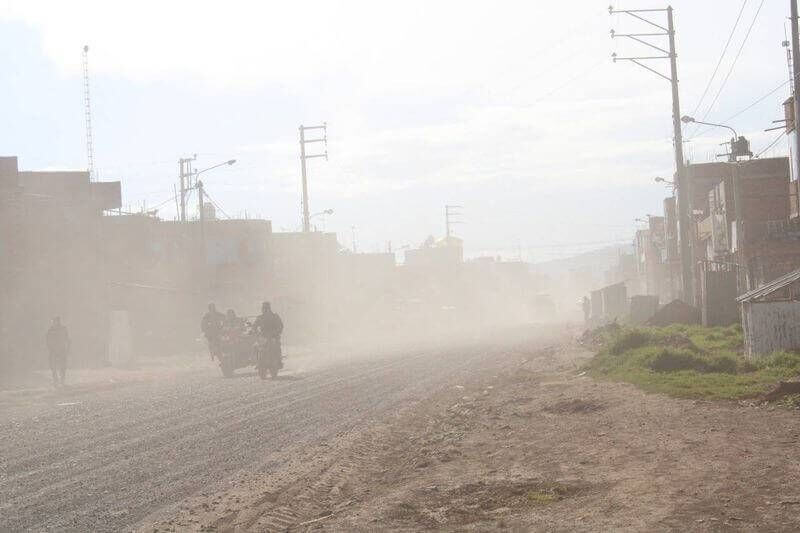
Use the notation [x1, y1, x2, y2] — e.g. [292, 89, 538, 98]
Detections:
[351, 225, 358, 253]
[299, 123, 328, 233]
[197, 179, 206, 254]
[791, 0, 800, 182]
[82, 45, 96, 182]
[178, 155, 196, 222]
[445, 204, 463, 240]
[610, 5, 693, 303]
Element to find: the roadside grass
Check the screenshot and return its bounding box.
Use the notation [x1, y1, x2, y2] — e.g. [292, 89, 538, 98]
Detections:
[584, 324, 800, 400]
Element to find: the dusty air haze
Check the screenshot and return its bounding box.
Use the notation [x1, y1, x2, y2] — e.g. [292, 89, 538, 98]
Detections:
[3, 0, 800, 531]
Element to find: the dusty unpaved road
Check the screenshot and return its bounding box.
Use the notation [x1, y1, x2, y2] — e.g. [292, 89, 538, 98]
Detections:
[4, 327, 800, 532]
[0, 329, 562, 532]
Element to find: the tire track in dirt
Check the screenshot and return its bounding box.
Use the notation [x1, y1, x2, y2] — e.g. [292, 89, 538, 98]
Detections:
[0, 352, 420, 485]
[157, 347, 497, 532]
[0, 353, 402, 469]
[1, 342, 495, 532]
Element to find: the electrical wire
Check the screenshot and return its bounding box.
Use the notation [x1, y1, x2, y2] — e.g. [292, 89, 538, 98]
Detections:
[692, 0, 766, 136]
[755, 130, 787, 158]
[201, 190, 232, 220]
[688, 0, 749, 122]
[150, 193, 179, 211]
[526, 59, 605, 106]
[693, 79, 790, 137]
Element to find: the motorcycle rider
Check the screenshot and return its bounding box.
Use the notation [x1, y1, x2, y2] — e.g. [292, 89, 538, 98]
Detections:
[201, 303, 225, 359]
[253, 301, 284, 367]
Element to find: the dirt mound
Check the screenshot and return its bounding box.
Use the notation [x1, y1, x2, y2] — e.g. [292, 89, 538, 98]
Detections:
[543, 398, 605, 414]
[578, 322, 620, 348]
[386, 479, 577, 527]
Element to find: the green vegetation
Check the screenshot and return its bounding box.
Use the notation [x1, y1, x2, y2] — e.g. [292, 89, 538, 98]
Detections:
[584, 324, 800, 400]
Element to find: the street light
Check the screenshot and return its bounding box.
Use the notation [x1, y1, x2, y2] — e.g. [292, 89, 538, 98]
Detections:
[309, 208, 334, 232]
[310, 208, 334, 218]
[655, 176, 676, 193]
[680, 116, 752, 161]
[195, 159, 237, 177]
[192, 158, 237, 250]
[681, 115, 737, 141]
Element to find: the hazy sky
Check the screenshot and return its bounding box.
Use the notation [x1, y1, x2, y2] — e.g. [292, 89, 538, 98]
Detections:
[0, 0, 792, 261]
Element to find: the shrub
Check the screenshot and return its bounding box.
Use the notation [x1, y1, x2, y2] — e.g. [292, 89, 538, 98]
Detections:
[648, 349, 707, 373]
[609, 329, 650, 355]
[662, 333, 701, 353]
[705, 354, 738, 374]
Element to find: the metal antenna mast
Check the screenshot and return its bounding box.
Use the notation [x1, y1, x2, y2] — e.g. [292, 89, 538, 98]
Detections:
[82, 45, 96, 181]
[610, 5, 693, 303]
[445, 205, 463, 240]
[299, 123, 328, 233]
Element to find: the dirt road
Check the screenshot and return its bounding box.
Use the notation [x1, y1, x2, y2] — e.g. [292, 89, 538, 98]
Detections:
[5, 327, 800, 532]
[152, 333, 800, 532]
[0, 330, 559, 532]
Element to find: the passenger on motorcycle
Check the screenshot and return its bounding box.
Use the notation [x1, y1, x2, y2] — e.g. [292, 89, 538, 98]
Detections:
[223, 309, 245, 332]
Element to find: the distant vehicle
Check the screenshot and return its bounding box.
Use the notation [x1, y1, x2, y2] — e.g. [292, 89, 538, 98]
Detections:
[217, 323, 282, 379]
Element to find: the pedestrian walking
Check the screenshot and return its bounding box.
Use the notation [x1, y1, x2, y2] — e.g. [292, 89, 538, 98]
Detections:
[46, 316, 70, 387]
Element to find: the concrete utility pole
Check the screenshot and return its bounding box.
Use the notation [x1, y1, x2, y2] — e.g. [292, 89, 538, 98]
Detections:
[179, 155, 196, 223]
[791, 0, 800, 180]
[197, 180, 206, 258]
[299, 123, 328, 233]
[610, 5, 693, 303]
[445, 205, 463, 239]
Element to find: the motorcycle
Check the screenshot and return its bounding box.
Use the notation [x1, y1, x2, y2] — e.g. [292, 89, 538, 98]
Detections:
[255, 335, 282, 380]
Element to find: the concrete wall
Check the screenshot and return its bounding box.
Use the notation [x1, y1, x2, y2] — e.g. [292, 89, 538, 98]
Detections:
[742, 300, 800, 357]
[700, 266, 739, 327]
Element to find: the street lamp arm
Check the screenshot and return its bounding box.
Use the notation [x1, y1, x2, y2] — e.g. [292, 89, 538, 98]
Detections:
[681, 116, 738, 139]
[310, 208, 334, 219]
[195, 159, 237, 177]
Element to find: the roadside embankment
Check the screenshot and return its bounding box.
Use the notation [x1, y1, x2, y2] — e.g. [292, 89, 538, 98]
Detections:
[583, 323, 800, 401]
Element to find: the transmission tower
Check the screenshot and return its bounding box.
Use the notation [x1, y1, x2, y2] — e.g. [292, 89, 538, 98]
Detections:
[82, 45, 96, 181]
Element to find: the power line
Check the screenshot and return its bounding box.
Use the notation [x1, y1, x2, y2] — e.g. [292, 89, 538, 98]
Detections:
[687, 0, 748, 120]
[693, 79, 790, 137]
[527, 59, 605, 106]
[692, 0, 766, 136]
[755, 130, 787, 158]
[202, 189, 232, 220]
[150, 193, 179, 211]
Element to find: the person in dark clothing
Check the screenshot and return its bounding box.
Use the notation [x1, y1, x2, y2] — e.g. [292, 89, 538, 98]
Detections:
[223, 309, 244, 330]
[46, 316, 69, 387]
[201, 303, 225, 359]
[253, 302, 283, 338]
[253, 301, 284, 365]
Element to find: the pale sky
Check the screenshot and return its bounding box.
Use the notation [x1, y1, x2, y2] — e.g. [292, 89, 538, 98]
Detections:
[0, 0, 792, 261]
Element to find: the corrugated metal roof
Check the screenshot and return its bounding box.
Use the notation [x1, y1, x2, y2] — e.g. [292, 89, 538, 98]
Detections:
[737, 267, 800, 303]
